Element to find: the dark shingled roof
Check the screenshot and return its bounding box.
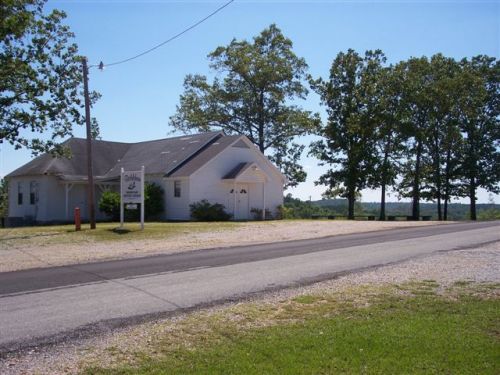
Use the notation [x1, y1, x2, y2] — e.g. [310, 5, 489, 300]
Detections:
[104, 132, 222, 178]
[6, 132, 225, 180]
[167, 135, 241, 178]
[222, 162, 253, 179]
[6, 138, 130, 178]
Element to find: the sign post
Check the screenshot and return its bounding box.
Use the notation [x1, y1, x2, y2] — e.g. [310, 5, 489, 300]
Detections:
[120, 166, 145, 230]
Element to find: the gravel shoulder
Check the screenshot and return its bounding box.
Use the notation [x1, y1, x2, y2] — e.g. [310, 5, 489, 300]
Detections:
[1, 239, 498, 375]
[0, 220, 450, 272]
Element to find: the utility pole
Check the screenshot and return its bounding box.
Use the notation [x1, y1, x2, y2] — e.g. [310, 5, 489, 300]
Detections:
[82, 57, 96, 229]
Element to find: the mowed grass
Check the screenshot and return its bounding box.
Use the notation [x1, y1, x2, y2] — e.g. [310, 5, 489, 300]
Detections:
[83, 282, 500, 375]
[0, 221, 240, 247]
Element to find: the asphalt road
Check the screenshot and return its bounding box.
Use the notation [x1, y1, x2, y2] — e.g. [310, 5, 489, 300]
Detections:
[0, 221, 498, 353]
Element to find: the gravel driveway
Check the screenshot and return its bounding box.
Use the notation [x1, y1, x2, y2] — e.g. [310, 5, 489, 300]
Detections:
[1, 220, 450, 272]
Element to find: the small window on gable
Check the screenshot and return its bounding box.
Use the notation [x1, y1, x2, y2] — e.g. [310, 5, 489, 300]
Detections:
[17, 182, 23, 205]
[174, 180, 181, 198]
[30, 181, 38, 205]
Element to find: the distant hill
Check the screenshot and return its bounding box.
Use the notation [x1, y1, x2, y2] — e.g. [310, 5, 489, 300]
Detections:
[310, 199, 500, 220]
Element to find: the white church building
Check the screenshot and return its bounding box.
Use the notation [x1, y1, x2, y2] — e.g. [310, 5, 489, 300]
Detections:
[6, 132, 285, 224]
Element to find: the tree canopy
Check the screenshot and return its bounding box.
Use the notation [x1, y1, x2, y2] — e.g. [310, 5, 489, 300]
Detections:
[0, 0, 99, 155]
[310, 49, 385, 219]
[169, 24, 320, 187]
[310, 50, 498, 220]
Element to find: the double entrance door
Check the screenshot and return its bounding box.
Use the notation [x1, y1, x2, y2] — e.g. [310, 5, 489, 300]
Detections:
[231, 183, 249, 220]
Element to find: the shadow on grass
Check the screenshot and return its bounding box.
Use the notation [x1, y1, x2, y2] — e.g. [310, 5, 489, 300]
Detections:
[111, 228, 132, 235]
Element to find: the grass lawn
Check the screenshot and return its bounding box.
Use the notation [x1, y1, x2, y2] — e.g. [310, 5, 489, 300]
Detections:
[83, 281, 500, 374]
[0, 221, 240, 247]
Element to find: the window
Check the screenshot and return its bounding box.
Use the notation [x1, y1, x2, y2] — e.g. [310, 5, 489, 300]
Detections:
[174, 180, 181, 197]
[30, 181, 38, 205]
[17, 182, 23, 205]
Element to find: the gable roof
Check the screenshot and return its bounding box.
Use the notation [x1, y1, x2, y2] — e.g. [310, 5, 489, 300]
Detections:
[222, 162, 253, 179]
[103, 132, 222, 178]
[6, 132, 224, 180]
[167, 135, 241, 178]
[6, 138, 130, 178]
[6, 132, 287, 184]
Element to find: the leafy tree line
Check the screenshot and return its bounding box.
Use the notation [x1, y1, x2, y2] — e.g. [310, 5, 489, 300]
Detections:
[1, 0, 100, 156]
[172, 25, 498, 221]
[1, 5, 497, 223]
[311, 51, 499, 220]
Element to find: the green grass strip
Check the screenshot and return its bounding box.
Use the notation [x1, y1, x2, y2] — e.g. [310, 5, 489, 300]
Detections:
[84, 285, 500, 375]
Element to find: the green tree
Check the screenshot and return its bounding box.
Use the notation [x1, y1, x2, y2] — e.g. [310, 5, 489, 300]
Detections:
[310, 49, 384, 219]
[455, 56, 500, 220]
[421, 54, 463, 220]
[368, 64, 407, 220]
[169, 24, 320, 187]
[144, 182, 164, 219]
[0, 178, 8, 218]
[98, 190, 120, 220]
[1, 0, 100, 155]
[396, 57, 435, 220]
[98, 183, 164, 221]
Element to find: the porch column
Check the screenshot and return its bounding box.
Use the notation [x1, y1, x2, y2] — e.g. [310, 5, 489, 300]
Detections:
[233, 181, 236, 219]
[262, 182, 266, 220]
[65, 183, 74, 220]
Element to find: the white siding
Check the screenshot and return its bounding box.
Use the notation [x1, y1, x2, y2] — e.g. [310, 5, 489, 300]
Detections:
[189, 142, 284, 220]
[9, 176, 112, 223]
[164, 177, 190, 220]
[6, 139, 284, 223]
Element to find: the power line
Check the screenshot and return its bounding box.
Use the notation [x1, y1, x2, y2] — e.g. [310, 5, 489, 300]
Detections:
[96, 0, 235, 69]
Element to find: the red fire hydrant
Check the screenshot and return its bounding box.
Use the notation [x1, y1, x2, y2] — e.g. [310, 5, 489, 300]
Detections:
[74, 207, 81, 231]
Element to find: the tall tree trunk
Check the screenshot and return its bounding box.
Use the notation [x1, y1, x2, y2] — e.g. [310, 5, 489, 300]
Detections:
[433, 131, 442, 221]
[412, 140, 422, 220]
[379, 148, 390, 221]
[435, 161, 442, 221]
[436, 161, 442, 220]
[469, 176, 477, 220]
[437, 194, 442, 220]
[380, 182, 386, 221]
[467, 124, 477, 221]
[257, 91, 265, 153]
[443, 148, 452, 221]
[347, 189, 355, 220]
[258, 125, 265, 153]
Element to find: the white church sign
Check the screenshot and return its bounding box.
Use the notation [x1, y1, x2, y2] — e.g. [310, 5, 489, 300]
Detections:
[120, 166, 145, 229]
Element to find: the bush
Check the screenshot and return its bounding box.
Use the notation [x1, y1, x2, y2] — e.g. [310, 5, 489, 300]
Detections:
[98, 182, 164, 221]
[190, 200, 232, 221]
[250, 207, 273, 220]
[0, 179, 8, 218]
[144, 182, 164, 219]
[275, 205, 290, 220]
[98, 190, 120, 220]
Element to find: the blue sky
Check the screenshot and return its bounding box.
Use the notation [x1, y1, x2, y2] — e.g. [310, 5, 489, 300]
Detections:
[1, 0, 499, 203]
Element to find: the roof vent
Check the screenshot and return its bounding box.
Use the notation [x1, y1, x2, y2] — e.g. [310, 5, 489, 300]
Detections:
[180, 137, 191, 140]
